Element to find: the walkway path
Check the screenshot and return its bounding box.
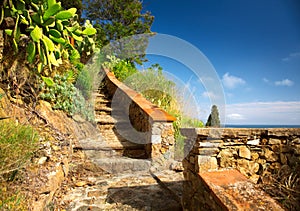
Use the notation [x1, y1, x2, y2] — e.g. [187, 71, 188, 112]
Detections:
[54, 83, 184, 210]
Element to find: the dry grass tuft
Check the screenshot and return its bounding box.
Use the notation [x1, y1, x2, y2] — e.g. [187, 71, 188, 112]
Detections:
[259, 162, 300, 210]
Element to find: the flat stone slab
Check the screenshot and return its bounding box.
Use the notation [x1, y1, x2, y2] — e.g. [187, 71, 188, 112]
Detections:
[60, 171, 183, 210]
[93, 158, 151, 174]
[200, 169, 284, 210]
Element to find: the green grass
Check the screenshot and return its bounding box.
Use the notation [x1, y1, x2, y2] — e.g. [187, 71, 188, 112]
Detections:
[0, 120, 39, 210]
[0, 121, 39, 180]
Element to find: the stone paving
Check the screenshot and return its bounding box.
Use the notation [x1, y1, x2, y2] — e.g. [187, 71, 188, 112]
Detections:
[59, 169, 184, 210]
[54, 85, 185, 210]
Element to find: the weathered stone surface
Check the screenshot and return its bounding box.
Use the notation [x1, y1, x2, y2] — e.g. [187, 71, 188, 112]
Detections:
[249, 174, 260, 184]
[194, 170, 284, 211]
[246, 139, 260, 145]
[264, 148, 278, 162]
[196, 155, 218, 172]
[294, 145, 300, 155]
[239, 146, 251, 159]
[251, 152, 259, 160]
[293, 138, 300, 144]
[183, 127, 300, 211]
[280, 153, 288, 164]
[218, 148, 237, 168]
[249, 161, 260, 174]
[268, 138, 281, 145]
[199, 142, 221, 148]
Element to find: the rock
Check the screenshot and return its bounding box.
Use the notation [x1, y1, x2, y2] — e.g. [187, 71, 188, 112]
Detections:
[72, 114, 86, 123]
[87, 190, 102, 197]
[170, 161, 184, 172]
[249, 174, 260, 184]
[293, 145, 300, 155]
[196, 155, 218, 172]
[251, 152, 259, 160]
[239, 146, 251, 159]
[264, 148, 278, 162]
[75, 181, 88, 187]
[237, 159, 250, 169]
[268, 138, 281, 145]
[218, 148, 237, 168]
[280, 153, 287, 165]
[37, 157, 48, 165]
[247, 139, 260, 146]
[199, 142, 221, 148]
[249, 162, 260, 174]
[196, 148, 219, 155]
[270, 162, 281, 171]
[257, 158, 266, 165]
[217, 148, 235, 158]
[292, 138, 300, 144]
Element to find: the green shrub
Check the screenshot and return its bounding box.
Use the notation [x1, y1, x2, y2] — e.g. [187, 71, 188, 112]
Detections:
[76, 67, 93, 100]
[0, 121, 39, 180]
[102, 55, 137, 81]
[40, 72, 94, 121]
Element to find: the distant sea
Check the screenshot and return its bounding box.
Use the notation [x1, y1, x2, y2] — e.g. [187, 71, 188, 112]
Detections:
[225, 125, 300, 128]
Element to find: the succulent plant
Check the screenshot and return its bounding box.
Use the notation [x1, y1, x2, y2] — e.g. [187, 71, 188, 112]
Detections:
[1, 0, 97, 74]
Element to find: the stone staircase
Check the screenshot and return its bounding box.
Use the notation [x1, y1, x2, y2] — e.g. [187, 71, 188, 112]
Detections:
[75, 84, 151, 174]
[55, 82, 184, 210]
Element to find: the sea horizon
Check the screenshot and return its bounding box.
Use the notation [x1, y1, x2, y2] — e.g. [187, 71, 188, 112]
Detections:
[224, 124, 300, 128]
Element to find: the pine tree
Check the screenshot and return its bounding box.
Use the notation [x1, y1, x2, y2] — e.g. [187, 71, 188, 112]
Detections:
[205, 105, 220, 127]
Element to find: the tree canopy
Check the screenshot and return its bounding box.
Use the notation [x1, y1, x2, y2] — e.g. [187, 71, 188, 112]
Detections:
[205, 105, 220, 127]
[83, 0, 154, 64]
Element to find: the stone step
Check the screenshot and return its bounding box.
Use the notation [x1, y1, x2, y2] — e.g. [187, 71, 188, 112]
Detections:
[92, 157, 151, 174]
[98, 124, 115, 130]
[83, 148, 147, 160]
[95, 115, 116, 124]
[76, 136, 144, 150]
[94, 98, 111, 104]
[92, 92, 106, 98]
[94, 106, 112, 113]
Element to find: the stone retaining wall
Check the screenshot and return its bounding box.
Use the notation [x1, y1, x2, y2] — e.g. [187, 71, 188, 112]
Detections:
[181, 128, 300, 210]
[102, 68, 176, 164]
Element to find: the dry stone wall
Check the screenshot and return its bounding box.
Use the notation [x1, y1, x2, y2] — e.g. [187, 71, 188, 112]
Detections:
[181, 128, 300, 210]
[102, 68, 176, 166]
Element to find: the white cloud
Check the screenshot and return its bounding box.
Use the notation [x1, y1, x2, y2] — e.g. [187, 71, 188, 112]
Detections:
[222, 73, 246, 89]
[275, 79, 294, 87]
[202, 91, 216, 98]
[227, 113, 245, 120]
[225, 101, 300, 125]
[282, 52, 300, 62]
[263, 78, 269, 83]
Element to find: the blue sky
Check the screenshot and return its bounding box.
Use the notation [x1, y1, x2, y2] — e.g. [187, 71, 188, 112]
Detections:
[140, 0, 300, 125]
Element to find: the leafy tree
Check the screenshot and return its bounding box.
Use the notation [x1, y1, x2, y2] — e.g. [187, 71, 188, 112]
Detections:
[206, 105, 220, 127]
[83, 0, 154, 64]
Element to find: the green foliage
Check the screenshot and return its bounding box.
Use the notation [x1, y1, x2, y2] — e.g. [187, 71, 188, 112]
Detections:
[181, 116, 204, 128]
[1, 0, 97, 74]
[125, 64, 176, 111]
[103, 55, 137, 82]
[40, 72, 94, 120]
[0, 121, 39, 179]
[84, 0, 154, 64]
[75, 67, 93, 100]
[59, 0, 83, 21]
[206, 105, 220, 127]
